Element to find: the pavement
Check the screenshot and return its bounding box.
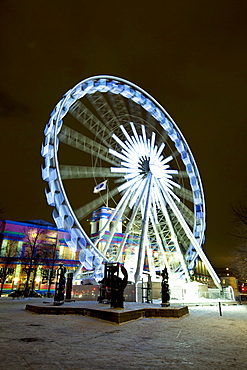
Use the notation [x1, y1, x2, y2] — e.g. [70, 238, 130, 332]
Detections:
[0, 297, 246, 369]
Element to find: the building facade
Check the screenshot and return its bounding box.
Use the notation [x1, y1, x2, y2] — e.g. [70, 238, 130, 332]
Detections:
[0, 219, 80, 296]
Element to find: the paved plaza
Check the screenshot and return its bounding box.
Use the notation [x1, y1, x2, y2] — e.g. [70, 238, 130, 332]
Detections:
[0, 297, 246, 369]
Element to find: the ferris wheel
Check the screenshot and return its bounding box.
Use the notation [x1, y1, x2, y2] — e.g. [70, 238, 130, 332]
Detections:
[41, 75, 220, 288]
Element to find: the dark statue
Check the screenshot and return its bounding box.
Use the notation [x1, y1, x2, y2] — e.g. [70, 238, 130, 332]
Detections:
[161, 267, 170, 307]
[54, 263, 66, 305]
[98, 262, 128, 308]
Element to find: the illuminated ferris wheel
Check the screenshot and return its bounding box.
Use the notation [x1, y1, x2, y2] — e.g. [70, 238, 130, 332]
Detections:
[41, 75, 220, 288]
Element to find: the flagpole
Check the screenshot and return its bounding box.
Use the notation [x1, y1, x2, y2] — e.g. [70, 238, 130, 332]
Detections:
[106, 181, 108, 208]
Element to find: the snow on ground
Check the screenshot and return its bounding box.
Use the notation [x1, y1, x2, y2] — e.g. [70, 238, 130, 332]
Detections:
[0, 298, 246, 369]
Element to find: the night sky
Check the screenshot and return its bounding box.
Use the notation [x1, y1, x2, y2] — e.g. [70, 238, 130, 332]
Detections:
[1, 1, 247, 268]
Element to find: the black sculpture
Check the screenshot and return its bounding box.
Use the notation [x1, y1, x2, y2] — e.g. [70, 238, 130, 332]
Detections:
[161, 267, 170, 307]
[54, 263, 66, 305]
[98, 262, 128, 308]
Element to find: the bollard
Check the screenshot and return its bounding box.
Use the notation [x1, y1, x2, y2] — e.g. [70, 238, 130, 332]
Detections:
[218, 302, 222, 316]
[65, 272, 73, 301]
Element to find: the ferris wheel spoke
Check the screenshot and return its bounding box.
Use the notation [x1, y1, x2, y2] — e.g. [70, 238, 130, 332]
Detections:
[69, 100, 113, 148]
[156, 129, 169, 148]
[100, 178, 149, 261]
[155, 183, 190, 280]
[153, 217, 172, 254]
[161, 186, 199, 250]
[87, 92, 122, 129]
[163, 189, 221, 287]
[94, 187, 133, 246]
[135, 174, 153, 282]
[174, 200, 195, 227]
[58, 125, 119, 166]
[161, 185, 192, 236]
[173, 186, 194, 203]
[119, 125, 134, 145]
[75, 187, 119, 221]
[59, 165, 122, 180]
[115, 177, 150, 261]
[169, 148, 181, 159]
[146, 111, 159, 131]
[128, 99, 144, 125]
[173, 171, 189, 179]
[149, 211, 170, 274]
[101, 191, 133, 255]
[108, 92, 131, 123]
[129, 121, 141, 147]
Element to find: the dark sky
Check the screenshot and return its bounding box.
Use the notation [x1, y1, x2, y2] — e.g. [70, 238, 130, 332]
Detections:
[1, 1, 247, 267]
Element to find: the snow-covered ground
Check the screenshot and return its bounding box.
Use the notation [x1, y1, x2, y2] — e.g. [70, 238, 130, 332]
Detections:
[0, 298, 246, 369]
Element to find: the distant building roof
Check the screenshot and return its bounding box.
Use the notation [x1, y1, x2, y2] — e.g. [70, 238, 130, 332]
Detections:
[21, 219, 56, 227]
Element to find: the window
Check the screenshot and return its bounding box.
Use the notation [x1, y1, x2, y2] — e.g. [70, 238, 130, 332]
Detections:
[6, 241, 18, 257]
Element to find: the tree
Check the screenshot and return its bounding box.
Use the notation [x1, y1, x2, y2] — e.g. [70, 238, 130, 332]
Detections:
[0, 209, 20, 296]
[22, 226, 48, 297]
[42, 238, 59, 297]
[230, 201, 247, 281]
[0, 204, 5, 253]
[0, 240, 19, 296]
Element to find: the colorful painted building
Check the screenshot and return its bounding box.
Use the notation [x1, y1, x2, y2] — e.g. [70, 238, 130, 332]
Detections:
[0, 219, 80, 296]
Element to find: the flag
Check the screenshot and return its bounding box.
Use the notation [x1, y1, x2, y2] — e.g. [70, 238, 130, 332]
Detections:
[93, 180, 108, 194]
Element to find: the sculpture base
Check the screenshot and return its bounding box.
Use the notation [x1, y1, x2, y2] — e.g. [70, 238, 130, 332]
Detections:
[26, 301, 188, 324]
[161, 303, 170, 307]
